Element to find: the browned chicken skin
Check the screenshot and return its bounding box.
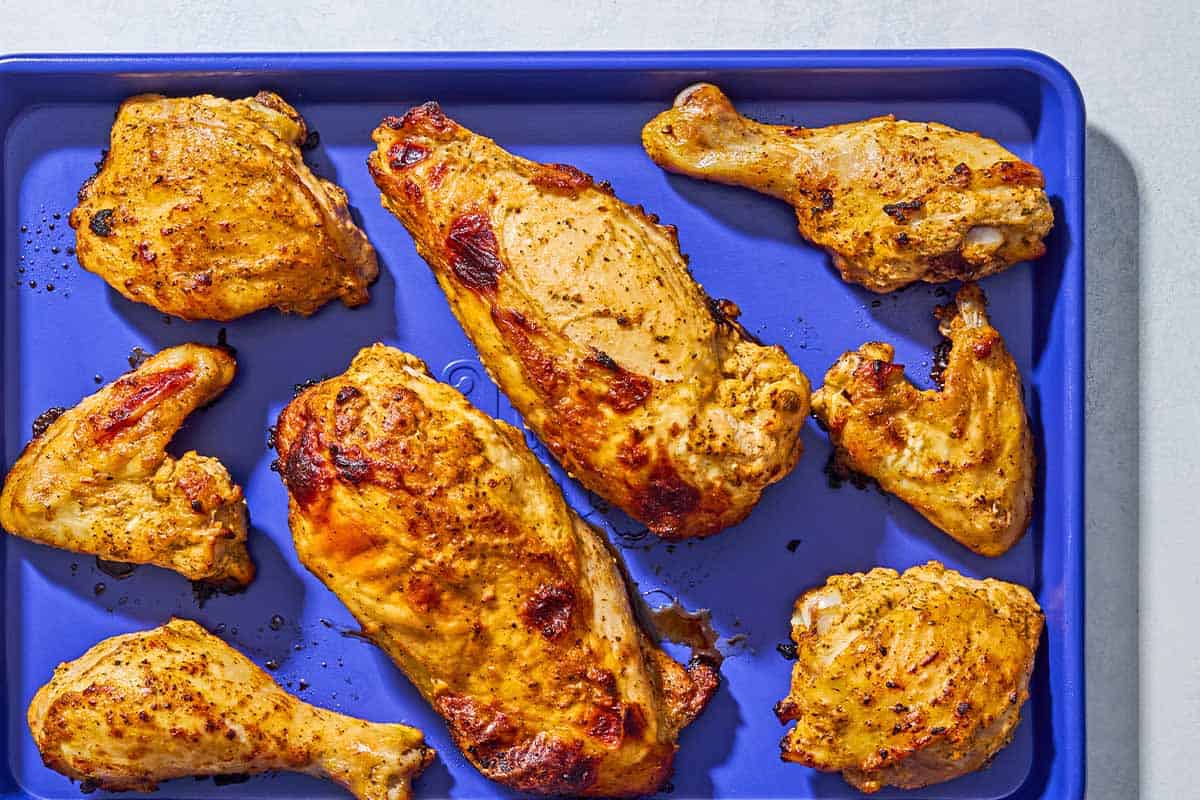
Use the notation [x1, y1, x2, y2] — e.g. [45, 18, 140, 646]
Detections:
[642, 84, 1054, 293]
[811, 284, 1034, 556]
[29, 619, 433, 799]
[368, 103, 810, 539]
[70, 92, 378, 320]
[0, 344, 252, 585]
[776, 562, 1043, 793]
[274, 345, 717, 796]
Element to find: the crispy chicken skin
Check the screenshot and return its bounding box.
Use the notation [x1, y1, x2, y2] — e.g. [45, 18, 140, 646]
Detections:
[368, 103, 810, 539]
[69, 92, 378, 320]
[776, 562, 1043, 793]
[811, 284, 1034, 556]
[29, 619, 433, 799]
[642, 83, 1054, 293]
[0, 344, 252, 585]
[274, 345, 717, 796]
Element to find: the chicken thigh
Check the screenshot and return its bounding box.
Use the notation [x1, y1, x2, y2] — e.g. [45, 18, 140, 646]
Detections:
[642, 83, 1054, 292]
[776, 562, 1043, 793]
[70, 92, 378, 320]
[29, 618, 433, 799]
[0, 344, 252, 585]
[810, 284, 1034, 556]
[368, 103, 810, 539]
[274, 344, 718, 796]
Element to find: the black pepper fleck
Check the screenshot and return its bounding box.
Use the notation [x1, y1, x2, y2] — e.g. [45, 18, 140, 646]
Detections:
[31, 406, 67, 438]
[89, 208, 115, 237]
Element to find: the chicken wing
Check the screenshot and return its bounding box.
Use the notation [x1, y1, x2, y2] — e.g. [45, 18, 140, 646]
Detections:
[29, 618, 433, 799]
[274, 344, 718, 796]
[70, 92, 378, 320]
[0, 344, 252, 585]
[810, 284, 1033, 556]
[642, 83, 1054, 293]
[776, 562, 1043, 793]
[368, 103, 810, 539]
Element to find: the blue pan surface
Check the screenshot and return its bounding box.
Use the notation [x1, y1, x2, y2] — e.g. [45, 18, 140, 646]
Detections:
[0, 52, 1084, 799]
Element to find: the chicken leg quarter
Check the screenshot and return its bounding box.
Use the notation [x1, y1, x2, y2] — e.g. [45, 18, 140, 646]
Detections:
[0, 343, 252, 585]
[642, 83, 1054, 293]
[28, 619, 433, 799]
[274, 344, 718, 796]
[368, 103, 810, 539]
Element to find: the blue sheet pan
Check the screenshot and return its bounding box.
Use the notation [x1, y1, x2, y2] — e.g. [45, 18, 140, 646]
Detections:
[0, 51, 1084, 799]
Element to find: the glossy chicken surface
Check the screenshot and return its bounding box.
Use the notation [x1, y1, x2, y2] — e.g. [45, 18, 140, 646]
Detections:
[275, 345, 718, 796]
[642, 83, 1054, 293]
[811, 284, 1034, 556]
[29, 619, 433, 799]
[368, 103, 810, 539]
[776, 562, 1043, 793]
[70, 92, 378, 320]
[0, 344, 252, 585]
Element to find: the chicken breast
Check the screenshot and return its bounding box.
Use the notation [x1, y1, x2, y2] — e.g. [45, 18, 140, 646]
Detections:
[69, 92, 378, 320]
[274, 344, 718, 796]
[776, 562, 1043, 793]
[0, 344, 252, 585]
[29, 618, 433, 799]
[811, 284, 1034, 556]
[367, 103, 810, 539]
[642, 83, 1054, 293]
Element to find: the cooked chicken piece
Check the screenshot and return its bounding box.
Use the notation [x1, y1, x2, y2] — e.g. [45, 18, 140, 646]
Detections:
[274, 344, 718, 796]
[29, 618, 433, 799]
[0, 344, 252, 585]
[776, 562, 1043, 793]
[368, 103, 810, 540]
[69, 92, 378, 320]
[642, 83, 1054, 293]
[810, 284, 1033, 556]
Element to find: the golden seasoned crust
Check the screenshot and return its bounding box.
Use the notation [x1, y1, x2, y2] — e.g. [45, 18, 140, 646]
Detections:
[777, 562, 1043, 793]
[367, 103, 810, 539]
[274, 344, 717, 796]
[0, 344, 251, 584]
[642, 83, 1054, 293]
[29, 619, 433, 799]
[69, 92, 378, 320]
[811, 283, 1034, 556]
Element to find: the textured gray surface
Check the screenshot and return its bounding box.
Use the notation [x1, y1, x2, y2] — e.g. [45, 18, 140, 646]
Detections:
[3, 2, 1196, 798]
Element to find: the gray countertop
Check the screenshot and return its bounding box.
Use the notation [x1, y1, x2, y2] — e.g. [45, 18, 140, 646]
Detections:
[4, 2, 1195, 797]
